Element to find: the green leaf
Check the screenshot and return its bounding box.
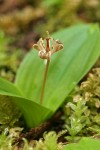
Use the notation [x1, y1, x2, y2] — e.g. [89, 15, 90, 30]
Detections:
[0, 77, 22, 96]
[10, 96, 52, 127]
[15, 24, 100, 112]
[0, 77, 52, 127]
[63, 138, 100, 150]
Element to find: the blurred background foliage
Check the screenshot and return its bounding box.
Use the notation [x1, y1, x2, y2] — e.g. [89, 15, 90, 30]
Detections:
[0, 0, 100, 35]
[0, 0, 100, 68]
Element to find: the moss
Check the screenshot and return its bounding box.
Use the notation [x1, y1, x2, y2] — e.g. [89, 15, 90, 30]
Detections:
[64, 68, 100, 142]
[0, 30, 24, 81]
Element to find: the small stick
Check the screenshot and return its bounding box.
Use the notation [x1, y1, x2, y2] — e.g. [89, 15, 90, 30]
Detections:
[13, 111, 63, 144]
[40, 59, 50, 104]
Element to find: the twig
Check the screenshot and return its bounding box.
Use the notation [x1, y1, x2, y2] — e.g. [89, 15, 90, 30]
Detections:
[40, 59, 50, 104]
[13, 111, 63, 144]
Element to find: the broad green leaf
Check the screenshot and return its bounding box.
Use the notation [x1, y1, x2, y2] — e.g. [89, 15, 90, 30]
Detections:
[0, 77, 22, 96]
[0, 77, 52, 127]
[63, 138, 100, 150]
[15, 24, 100, 113]
[10, 96, 52, 127]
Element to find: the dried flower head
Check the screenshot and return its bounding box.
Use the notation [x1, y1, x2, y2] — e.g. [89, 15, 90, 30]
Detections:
[33, 31, 63, 61]
[33, 31, 63, 104]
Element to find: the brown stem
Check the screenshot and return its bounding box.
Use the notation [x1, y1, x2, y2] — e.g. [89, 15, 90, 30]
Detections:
[13, 111, 63, 145]
[40, 59, 50, 104]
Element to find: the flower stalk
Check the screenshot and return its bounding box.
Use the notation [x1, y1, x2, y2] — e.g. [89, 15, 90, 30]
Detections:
[33, 32, 63, 104]
[40, 58, 50, 104]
